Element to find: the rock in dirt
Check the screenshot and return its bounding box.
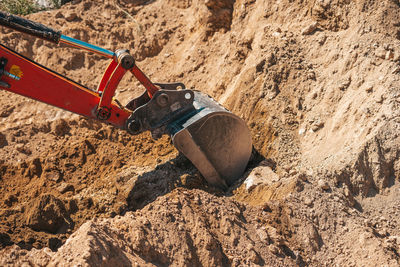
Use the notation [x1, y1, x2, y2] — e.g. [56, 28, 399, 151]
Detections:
[318, 179, 330, 191]
[0, 105, 14, 118]
[57, 183, 74, 194]
[25, 194, 72, 234]
[244, 166, 279, 192]
[65, 11, 78, 22]
[302, 22, 318, 35]
[43, 170, 63, 182]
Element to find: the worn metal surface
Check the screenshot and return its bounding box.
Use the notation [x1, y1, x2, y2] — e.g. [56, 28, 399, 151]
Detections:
[172, 91, 252, 188]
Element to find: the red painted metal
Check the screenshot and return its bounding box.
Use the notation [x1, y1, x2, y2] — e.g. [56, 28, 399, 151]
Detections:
[0, 44, 130, 129]
[98, 63, 127, 110]
[130, 65, 159, 98]
[97, 60, 119, 93]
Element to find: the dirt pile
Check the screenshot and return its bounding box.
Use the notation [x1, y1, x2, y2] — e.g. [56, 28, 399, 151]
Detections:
[0, 0, 399, 266]
[0, 189, 301, 266]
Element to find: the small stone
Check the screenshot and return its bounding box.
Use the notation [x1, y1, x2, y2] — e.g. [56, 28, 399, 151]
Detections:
[0, 105, 14, 117]
[57, 183, 74, 194]
[102, 11, 111, 20]
[307, 71, 316, 80]
[318, 179, 330, 190]
[256, 228, 270, 243]
[297, 172, 308, 182]
[65, 12, 78, 22]
[268, 244, 280, 255]
[338, 77, 351, 91]
[55, 11, 64, 19]
[305, 224, 321, 251]
[383, 43, 391, 50]
[317, 33, 327, 45]
[377, 228, 388, 237]
[272, 31, 281, 37]
[392, 66, 400, 74]
[385, 50, 394, 60]
[304, 197, 313, 206]
[312, 92, 318, 99]
[364, 84, 373, 93]
[302, 22, 318, 35]
[311, 125, 320, 132]
[359, 232, 370, 245]
[375, 94, 384, 103]
[375, 47, 387, 59]
[244, 176, 258, 191]
[267, 227, 284, 244]
[295, 179, 304, 192]
[244, 166, 279, 192]
[344, 187, 351, 197]
[311, 120, 324, 132]
[44, 170, 63, 182]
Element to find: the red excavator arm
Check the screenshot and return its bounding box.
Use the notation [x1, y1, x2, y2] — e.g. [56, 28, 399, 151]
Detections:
[0, 11, 253, 189]
[0, 44, 157, 130]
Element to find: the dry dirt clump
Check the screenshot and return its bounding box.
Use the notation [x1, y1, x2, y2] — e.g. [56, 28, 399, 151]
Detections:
[0, 0, 400, 266]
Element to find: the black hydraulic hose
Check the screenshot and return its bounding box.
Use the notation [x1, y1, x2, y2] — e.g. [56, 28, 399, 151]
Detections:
[0, 11, 115, 58]
[0, 11, 61, 44]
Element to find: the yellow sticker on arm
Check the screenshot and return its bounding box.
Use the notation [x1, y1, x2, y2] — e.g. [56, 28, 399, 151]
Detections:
[9, 65, 23, 79]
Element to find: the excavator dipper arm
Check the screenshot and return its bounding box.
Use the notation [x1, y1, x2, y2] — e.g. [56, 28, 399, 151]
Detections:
[0, 45, 132, 128]
[0, 11, 160, 130]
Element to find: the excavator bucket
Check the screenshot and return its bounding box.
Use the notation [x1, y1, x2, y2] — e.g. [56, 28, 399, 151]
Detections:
[126, 87, 253, 189]
[171, 91, 253, 189]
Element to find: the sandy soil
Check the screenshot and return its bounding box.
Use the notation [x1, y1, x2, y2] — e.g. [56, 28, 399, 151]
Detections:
[0, 0, 399, 266]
